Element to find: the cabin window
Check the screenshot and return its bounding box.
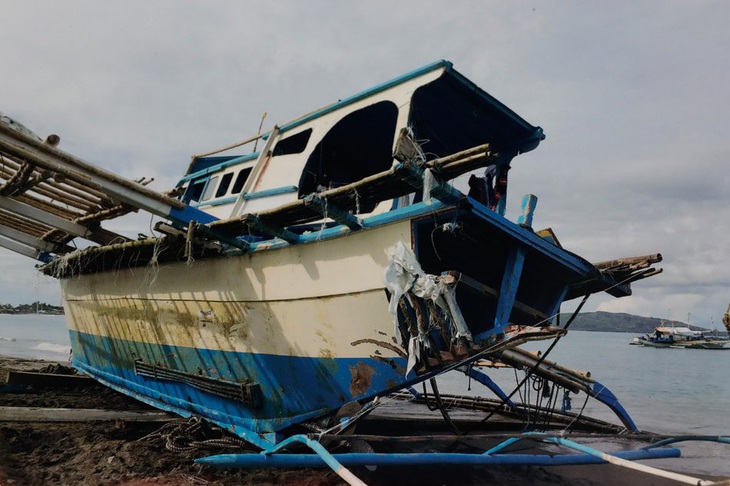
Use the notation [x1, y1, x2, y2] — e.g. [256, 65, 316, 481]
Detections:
[201, 176, 219, 202]
[184, 179, 206, 203]
[232, 167, 253, 194]
[273, 129, 312, 156]
[298, 101, 398, 213]
[215, 172, 234, 198]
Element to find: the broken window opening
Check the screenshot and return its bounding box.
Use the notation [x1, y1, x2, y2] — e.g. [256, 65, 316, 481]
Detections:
[215, 172, 234, 198]
[231, 167, 253, 194]
[298, 101, 398, 213]
[201, 176, 219, 202]
[273, 129, 312, 156]
[183, 179, 206, 203]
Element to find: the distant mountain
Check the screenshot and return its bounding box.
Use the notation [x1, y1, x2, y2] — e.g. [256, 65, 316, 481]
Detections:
[557, 311, 715, 333]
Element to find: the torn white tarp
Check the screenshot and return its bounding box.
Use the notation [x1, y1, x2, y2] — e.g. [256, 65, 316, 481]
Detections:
[422, 168, 438, 204]
[383, 240, 473, 375]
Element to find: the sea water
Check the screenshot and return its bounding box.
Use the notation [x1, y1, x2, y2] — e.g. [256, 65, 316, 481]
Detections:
[1, 316, 727, 475]
[434, 331, 730, 476]
[0, 314, 71, 362]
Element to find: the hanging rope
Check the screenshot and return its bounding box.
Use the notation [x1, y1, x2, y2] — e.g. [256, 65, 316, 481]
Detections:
[420, 378, 461, 435]
[474, 293, 591, 429]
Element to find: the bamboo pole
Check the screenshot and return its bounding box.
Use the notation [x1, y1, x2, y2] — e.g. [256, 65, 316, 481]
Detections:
[0, 123, 185, 210]
[15, 193, 83, 219]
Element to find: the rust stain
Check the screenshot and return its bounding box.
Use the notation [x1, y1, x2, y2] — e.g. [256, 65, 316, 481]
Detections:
[351, 338, 407, 358]
[349, 362, 374, 397]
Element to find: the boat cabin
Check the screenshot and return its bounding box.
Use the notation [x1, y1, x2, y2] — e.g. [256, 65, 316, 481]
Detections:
[176, 60, 545, 222]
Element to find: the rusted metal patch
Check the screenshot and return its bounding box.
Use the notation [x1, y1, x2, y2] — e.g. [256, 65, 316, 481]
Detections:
[348, 362, 374, 397]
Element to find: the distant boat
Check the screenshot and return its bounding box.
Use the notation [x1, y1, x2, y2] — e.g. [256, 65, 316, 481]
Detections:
[632, 324, 729, 349]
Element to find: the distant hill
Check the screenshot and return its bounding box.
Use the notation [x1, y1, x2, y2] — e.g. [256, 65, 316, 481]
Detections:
[557, 311, 715, 334]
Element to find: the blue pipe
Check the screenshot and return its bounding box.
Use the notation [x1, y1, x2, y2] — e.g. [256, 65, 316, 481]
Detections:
[195, 448, 679, 468]
[642, 435, 730, 449]
[483, 437, 522, 455]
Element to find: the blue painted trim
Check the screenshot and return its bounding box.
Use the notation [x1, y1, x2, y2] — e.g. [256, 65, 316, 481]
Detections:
[243, 185, 299, 200]
[190, 195, 239, 208]
[230, 195, 596, 288]
[591, 380, 639, 432]
[37, 251, 53, 264]
[467, 200, 596, 276]
[68, 326, 529, 447]
[278, 60, 451, 135]
[168, 205, 219, 225]
[221, 200, 451, 255]
[68, 329, 410, 439]
[360, 199, 448, 229]
[180, 153, 259, 183]
[72, 359, 281, 449]
[517, 194, 538, 227]
[195, 447, 680, 468]
[546, 285, 570, 325]
[493, 246, 526, 334]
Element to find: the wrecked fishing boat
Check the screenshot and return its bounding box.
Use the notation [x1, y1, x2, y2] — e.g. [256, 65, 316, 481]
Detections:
[3, 61, 726, 484]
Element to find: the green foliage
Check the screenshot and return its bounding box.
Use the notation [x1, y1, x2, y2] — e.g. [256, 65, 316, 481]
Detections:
[0, 302, 64, 315]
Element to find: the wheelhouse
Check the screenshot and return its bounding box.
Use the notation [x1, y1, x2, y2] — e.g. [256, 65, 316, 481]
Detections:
[175, 60, 544, 222]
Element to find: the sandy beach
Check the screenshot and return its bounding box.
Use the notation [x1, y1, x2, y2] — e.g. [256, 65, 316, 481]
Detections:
[1, 355, 724, 486]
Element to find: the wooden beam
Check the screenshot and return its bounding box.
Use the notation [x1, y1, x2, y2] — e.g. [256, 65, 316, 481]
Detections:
[0, 161, 36, 196]
[5, 370, 87, 387]
[0, 235, 46, 261]
[0, 124, 184, 212]
[0, 195, 90, 237]
[447, 271, 549, 322]
[303, 194, 362, 230]
[0, 406, 174, 423]
[0, 223, 56, 252]
[493, 246, 527, 333]
[242, 213, 300, 244]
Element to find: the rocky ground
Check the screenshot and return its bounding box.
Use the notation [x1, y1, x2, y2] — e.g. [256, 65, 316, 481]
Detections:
[0, 356, 723, 486]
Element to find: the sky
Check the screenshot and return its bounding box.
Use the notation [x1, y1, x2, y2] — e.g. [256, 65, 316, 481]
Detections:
[0, 1, 728, 326]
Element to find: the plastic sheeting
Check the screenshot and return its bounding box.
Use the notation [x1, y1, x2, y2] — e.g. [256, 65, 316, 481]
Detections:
[384, 240, 473, 375]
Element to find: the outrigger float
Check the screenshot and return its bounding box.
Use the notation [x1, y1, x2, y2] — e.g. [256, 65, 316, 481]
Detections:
[0, 61, 726, 484]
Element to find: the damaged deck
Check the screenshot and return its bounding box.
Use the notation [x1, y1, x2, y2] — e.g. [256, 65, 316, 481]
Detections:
[0, 120, 188, 261]
[0, 118, 499, 263]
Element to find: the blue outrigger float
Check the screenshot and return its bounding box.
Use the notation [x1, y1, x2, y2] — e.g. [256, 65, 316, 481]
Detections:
[0, 61, 726, 484]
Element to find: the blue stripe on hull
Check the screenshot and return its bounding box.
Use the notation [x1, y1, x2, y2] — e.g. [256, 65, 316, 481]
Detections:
[69, 330, 407, 436]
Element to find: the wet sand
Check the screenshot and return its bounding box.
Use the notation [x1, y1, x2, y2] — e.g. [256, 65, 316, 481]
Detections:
[0, 356, 723, 485]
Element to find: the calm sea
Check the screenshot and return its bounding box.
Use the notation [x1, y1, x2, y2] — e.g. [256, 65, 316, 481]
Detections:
[0, 314, 71, 362]
[1, 315, 727, 475]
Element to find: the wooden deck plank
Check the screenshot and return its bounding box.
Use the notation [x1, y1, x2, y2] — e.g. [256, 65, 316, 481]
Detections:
[0, 406, 174, 423]
[5, 370, 93, 387]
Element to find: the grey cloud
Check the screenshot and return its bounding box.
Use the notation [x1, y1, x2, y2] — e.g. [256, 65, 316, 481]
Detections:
[1, 1, 728, 323]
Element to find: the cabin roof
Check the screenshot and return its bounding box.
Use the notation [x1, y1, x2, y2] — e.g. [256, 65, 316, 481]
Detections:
[185, 60, 544, 179]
